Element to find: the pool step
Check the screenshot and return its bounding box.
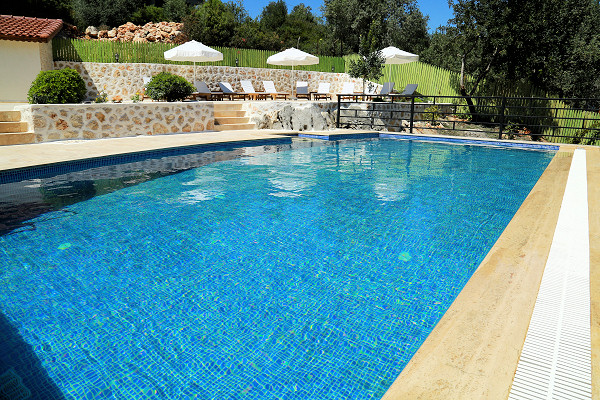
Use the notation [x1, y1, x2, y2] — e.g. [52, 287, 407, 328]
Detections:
[213, 103, 255, 131]
[0, 111, 34, 145]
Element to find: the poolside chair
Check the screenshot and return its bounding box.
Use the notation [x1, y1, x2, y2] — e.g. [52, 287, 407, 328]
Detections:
[380, 82, 395, 96]
[398, 84, 418, 96]
[296, 81, 310, 100]
[218, 82, 247, 100]
[262, 81, 289, 100]
[312, 82, 332, 101]
[338, 82, 358, 101]
[394, 84, 419, 101]
[240, 80, 268, 100]
[190, 81, 223, 101]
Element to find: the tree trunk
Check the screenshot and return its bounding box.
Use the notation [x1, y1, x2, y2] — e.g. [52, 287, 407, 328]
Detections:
[460, 54, 479, 119]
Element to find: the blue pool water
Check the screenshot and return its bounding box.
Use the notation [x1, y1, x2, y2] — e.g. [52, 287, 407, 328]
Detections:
[0, 138, 554, 399]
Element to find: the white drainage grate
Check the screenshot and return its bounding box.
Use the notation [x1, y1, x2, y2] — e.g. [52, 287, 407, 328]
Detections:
[509, 149, 591, 399]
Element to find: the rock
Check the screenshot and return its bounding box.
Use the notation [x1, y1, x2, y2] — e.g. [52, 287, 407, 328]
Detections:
[85, 26, 98, 37]
[107, 28, 117, 38]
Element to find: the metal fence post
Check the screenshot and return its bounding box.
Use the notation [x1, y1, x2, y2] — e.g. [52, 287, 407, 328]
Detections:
[498, 96, 507, 139]
[336, 95, 341, 128]
[410, 95, 415, 134]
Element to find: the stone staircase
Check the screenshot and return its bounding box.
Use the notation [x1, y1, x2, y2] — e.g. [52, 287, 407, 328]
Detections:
[0, 111, 34, 146]
[213, 103, 255, 131]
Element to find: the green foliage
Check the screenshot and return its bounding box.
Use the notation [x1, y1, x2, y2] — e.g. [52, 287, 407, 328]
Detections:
[423, 104, 440, 121]
[28, 68, 87, 104]
[94, 87, 108, 103]
[1, 0, 73, 24]
[183, 0, 236, 46]
[425, 0, 600, 108]
[163, 0, 189, 22]
[260, 1, 288, 32]
[347, 33, 385, 92]
[72, 0, 144, 28]
[130, 5, 166, 25]
[323, 0, 430, 55]
[145, 72, 194, 101]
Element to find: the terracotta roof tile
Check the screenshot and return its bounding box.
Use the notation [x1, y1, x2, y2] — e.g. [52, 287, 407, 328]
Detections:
[0, 15, 63, 43]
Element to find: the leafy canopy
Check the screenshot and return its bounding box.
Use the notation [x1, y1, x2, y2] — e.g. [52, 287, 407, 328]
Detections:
[347, 27, 386, 93]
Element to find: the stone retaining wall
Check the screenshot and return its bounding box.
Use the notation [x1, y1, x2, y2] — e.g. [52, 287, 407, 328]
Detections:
[15, 97, 448, 143]
[53, 61, 365, 102]
[242, 101, 453, 132]
[16, 102, 214, 143]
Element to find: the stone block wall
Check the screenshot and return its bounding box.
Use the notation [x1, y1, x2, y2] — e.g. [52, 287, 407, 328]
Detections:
[53, 61, 366, 102]
[16, 102, 214, 143]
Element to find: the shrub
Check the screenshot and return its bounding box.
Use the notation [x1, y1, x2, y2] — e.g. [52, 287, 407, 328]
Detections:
[28, 68, 87, 104]
[145, 72, 194, 102]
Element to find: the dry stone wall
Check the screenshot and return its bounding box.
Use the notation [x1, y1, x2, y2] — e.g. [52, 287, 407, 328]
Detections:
[16, 102, 214, 143]
[53, 61, 366, 102]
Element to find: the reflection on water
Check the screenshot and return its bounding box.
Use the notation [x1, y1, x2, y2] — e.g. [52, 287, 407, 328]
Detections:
[0, 139, 333, 235]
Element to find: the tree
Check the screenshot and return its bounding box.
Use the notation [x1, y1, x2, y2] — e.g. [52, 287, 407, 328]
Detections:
[323, 0, 430, 55]
[130, 5, 166, 24]
[183, 0, 235, 46]
[431, 0, 600, 108]
[260, 0, 288, 33]
[347, 28, 385, 93]
[1, 0, 73, 24]
[279, 5, 328, 53]
[163, 0, 189, 22]
[72, 0, 144, 28]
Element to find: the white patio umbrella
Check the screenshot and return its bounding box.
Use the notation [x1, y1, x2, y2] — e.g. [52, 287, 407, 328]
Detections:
[380, 46, 419, 84]
[266, 47, 319, 97]
[164, 40, 223, 83]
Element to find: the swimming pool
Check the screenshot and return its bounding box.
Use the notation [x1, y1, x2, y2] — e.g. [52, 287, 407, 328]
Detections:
[0, 138, 555, 399]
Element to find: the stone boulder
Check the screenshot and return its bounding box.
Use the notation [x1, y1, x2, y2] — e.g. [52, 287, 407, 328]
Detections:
[249, 102, 337, 131]
[85, 26, 98, 38]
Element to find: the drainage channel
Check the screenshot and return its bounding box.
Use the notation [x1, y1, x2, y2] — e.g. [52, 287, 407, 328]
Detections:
[509, 148, 591, 399]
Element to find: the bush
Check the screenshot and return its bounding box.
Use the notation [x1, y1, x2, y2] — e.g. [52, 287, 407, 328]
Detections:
[145, 72, 194, 102]
[28, 68, 87, 104]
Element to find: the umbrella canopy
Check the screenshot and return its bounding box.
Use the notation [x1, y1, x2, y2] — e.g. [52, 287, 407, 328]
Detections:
[380, 46, 419, 88]
[267, 48, 319, 97]
[164, 40, 223, 82]
[380, 46, 419, 64]
[266, 47, 319, 66]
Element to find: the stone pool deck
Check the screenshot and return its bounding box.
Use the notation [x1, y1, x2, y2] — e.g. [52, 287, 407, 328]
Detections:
[0, 130, 597, 399]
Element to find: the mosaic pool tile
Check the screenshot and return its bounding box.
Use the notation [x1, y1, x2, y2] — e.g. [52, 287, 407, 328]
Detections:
[0, 139, 554, 399]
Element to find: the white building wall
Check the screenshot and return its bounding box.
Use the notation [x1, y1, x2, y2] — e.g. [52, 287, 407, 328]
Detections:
[0, 40, 44, 102]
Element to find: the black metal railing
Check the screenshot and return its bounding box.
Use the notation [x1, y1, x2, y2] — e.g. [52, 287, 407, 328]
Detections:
[336, 94, 600, 145]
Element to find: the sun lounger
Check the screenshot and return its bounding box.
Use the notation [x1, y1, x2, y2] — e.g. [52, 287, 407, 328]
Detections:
[262, 81, 289, 100]
[191, 81, 223, 101]
[240, 80, 268, 100]
[218, 82, 247, 100]
[312, 82, 332, 100]
[296, 81, 310, 100]
[397, 84, 418, 96]
[391, 84, 419, 102]
[380, 82, 395, 96]
[338, 82, 359, 101]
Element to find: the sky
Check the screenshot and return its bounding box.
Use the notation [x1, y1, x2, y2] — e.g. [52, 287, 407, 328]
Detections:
[242, 0, 454, 32]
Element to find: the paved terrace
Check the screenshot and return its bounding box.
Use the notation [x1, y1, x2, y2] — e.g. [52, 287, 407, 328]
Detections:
[0, 129, 597, 399]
